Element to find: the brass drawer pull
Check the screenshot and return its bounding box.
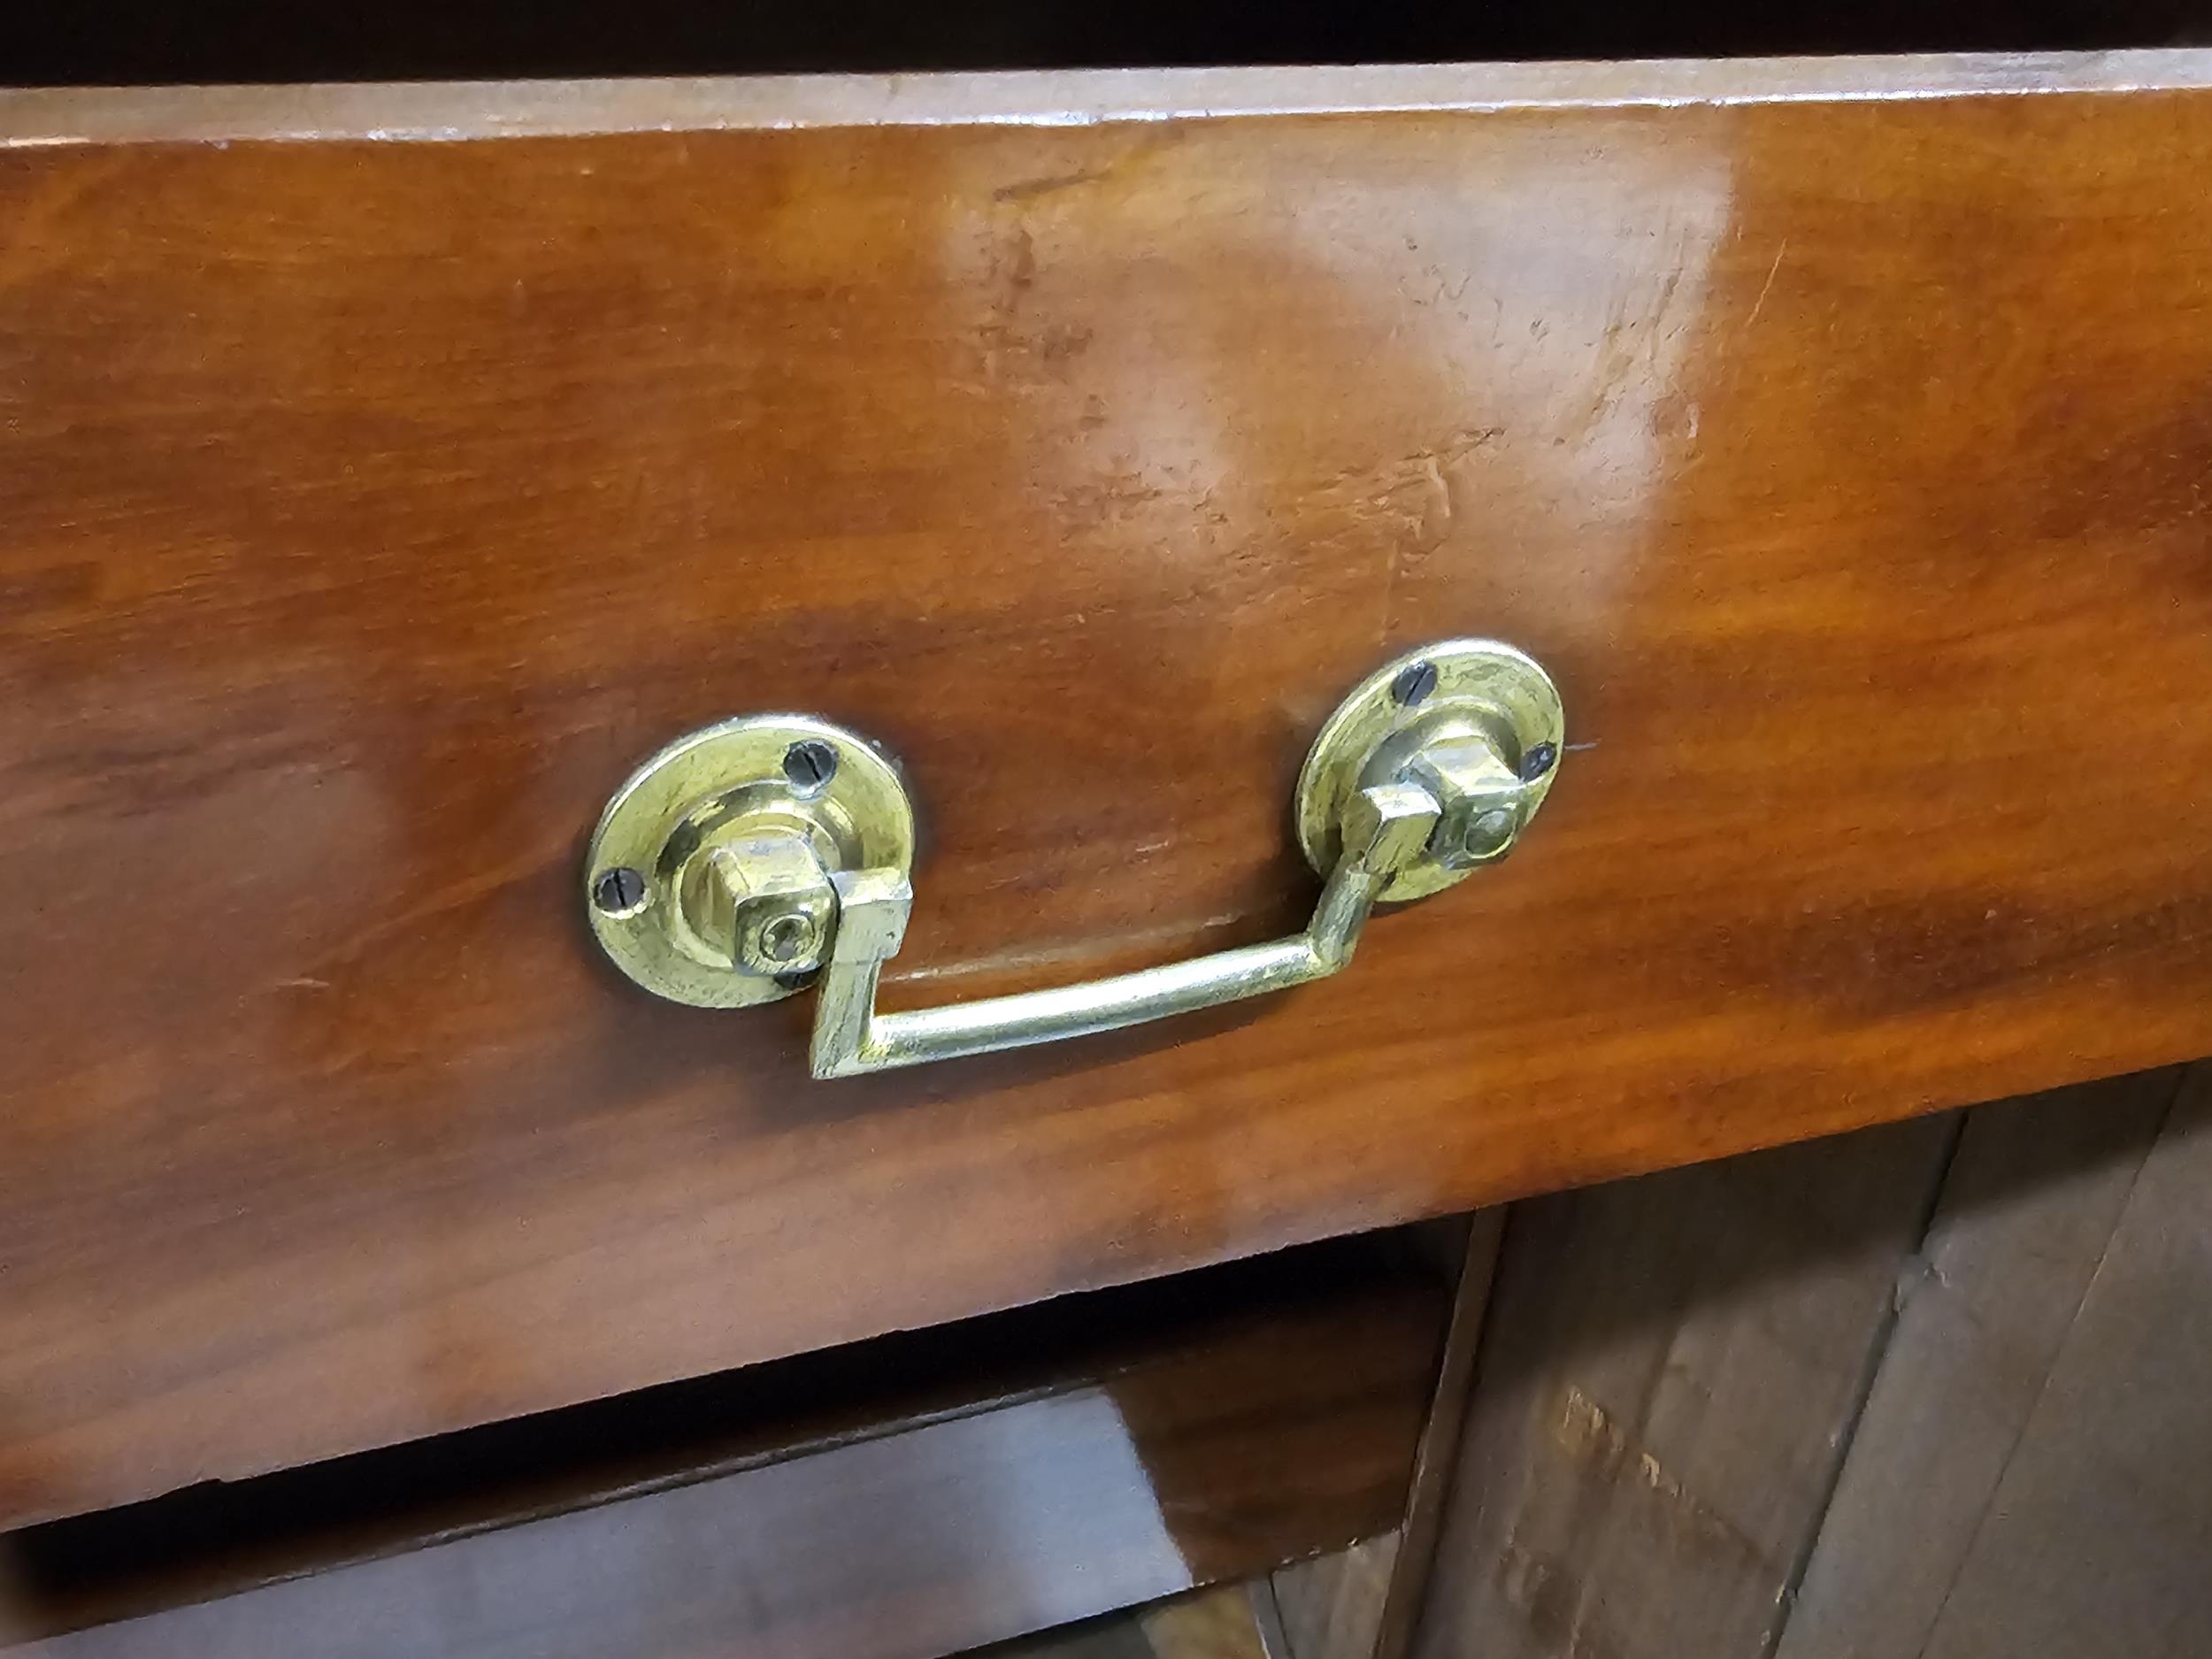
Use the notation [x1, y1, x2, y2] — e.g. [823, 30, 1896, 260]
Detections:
[586, 640, 1563, 1077]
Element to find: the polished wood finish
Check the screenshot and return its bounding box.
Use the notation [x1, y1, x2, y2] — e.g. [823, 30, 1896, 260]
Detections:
[0, 1236, 1441, 1655]
[7, 57, 2212, 1525]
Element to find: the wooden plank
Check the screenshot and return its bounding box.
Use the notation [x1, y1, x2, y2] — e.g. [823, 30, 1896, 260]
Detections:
[12, 53, 2212, 141]
[1906, 1071, 2212, 1659]
[1271, 1210, 1508, 1659]
[1141, 1586, 1285, 1659]
[0, 1238, 1443, 1658]
[1272, 1538, 1399, 1659]
[984, 1583, 1282, 1659]
[9, 63, 2212, 1524]
[985, 1616, 1163, 1659]
[983, 1617, 1163, 1659]
[1774, 1069, 2181, 1659]
[1370, 1211, 1506, 1659]
[1408, 1112, 1958, 1658]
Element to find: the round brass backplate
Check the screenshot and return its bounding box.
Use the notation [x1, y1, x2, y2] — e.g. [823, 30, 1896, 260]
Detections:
[1294, 639, 1565, 902]
[584, 714, 916, 1008]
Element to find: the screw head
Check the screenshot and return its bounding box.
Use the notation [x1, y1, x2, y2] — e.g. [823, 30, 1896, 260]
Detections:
[1390, 660, 1440, 707]
[591, 866, 648, 916]
[783, 739, 839, 795]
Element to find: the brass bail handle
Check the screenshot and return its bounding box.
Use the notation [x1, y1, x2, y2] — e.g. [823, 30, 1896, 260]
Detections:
[584, 639, 1564, 1078]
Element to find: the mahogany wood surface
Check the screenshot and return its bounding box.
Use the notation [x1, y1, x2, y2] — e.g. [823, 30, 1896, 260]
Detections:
[5, 57, 2212, 1525]
[0, 1233, 1440, 1656]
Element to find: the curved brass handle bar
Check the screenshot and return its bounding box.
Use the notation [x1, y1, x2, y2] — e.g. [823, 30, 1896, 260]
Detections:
[810, 781, 1440, 1078]
[582, 639, 1564, 1077]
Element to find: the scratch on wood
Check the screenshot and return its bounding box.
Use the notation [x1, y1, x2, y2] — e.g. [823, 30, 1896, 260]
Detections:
[1310, 426, 1506, 656]
[994, 166, 1114, 203]
[1746, 237, 1789, 333]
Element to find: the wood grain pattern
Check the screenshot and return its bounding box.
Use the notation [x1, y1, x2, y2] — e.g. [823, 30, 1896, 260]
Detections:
[7, 59, 2212, 1525]
[0, 1236, 1440, 1656]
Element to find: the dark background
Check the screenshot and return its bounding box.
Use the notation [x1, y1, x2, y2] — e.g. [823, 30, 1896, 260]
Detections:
[5, 1, 2209, 88]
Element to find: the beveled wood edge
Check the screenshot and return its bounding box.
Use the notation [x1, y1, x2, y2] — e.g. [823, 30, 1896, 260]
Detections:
[4, 48, 2212, 148]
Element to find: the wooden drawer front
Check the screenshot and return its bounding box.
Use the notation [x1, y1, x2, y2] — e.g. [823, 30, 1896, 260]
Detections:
[4, 53, 2212, 1527]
